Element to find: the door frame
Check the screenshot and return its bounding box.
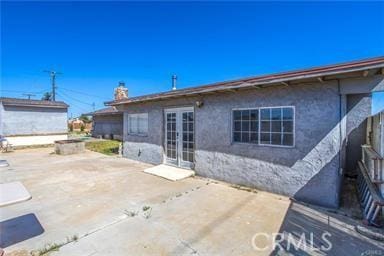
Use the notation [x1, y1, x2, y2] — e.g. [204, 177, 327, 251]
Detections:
[164, 106, 195, 169]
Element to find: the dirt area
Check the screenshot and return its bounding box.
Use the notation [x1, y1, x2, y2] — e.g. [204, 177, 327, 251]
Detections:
[339, 177, 363, 219]
[1, 148, 383, 256]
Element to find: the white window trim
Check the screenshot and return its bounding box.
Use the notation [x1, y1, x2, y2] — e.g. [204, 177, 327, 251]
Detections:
[127, 113, 148, 136]
[231, 106, 295, 148]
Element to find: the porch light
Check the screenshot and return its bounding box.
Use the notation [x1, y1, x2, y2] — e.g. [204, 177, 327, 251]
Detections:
[195, 100, 204, 108]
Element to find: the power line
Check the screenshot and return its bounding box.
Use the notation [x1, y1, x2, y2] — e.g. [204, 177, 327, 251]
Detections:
[58, 87, 109, 100]
[58, 90, 94, 106]
[1, 89, 49, 94]
[56, 92, 91, 113]
[22, 93, 36, 100]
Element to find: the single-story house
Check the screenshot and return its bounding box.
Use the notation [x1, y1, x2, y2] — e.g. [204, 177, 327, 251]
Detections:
[87, 107, 123, 141]
[106, 56, 384, 208]
[0, 97, 68, 146]
[68, 118, 92, 132]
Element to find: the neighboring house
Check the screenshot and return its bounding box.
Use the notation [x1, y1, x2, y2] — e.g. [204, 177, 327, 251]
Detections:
[357, 110, 384, 224]
[69, 118, 85, 130]
[106, 56, 384, 208]
[87, 107, 123, 141]
[0, 97, 68, 146]
[369, 111, 384, 159]
[364, 111, 384, 196]
[68, 118, 92, 131]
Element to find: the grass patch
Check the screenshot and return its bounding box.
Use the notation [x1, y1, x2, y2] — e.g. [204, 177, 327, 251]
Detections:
[85, 140, 120, 155]
[69, 131, 88, 136]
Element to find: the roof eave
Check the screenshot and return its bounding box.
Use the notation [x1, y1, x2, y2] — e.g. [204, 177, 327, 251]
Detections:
[1, 103, 68, 109]
[106, 61, 384, 106]
[91, 112, 122, 116]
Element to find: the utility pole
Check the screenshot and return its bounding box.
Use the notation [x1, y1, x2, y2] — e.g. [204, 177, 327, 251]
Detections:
[44, 70, 62, 101]
[92, 102, 95, 111]
[22, 93, 36, 100]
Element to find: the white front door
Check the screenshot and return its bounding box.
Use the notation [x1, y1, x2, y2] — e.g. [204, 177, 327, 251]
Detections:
[164, 107, 194, 169]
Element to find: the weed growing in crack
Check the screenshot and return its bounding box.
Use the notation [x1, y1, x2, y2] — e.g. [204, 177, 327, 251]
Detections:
[67, 234, 78, 243]
[31, 234, 79, 255]
[230, 184, 257, 193]
[124, 210, 138, 217]
[31, 243, 61, 256]
[142, 206, 152, 219]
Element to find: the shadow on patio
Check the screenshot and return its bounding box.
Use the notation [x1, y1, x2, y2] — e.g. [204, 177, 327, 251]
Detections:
[0, 213, 44, 248]
[270, 202, 384, 255]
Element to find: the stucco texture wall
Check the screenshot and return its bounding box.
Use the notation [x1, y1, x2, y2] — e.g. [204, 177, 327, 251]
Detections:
[1, 106, 68, 136]
[117, 76, 379, 208]
[92, 114, 123, 138]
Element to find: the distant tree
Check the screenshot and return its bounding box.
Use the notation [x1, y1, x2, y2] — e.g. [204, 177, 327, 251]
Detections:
[41, 92, 52, 101]
[79, 114, 91, 123]
[68, 122, 73, 132]
[80, 124, 85, 132]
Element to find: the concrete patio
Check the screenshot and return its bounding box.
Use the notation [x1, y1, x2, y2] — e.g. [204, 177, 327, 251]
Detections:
[0, 148, 383, 255]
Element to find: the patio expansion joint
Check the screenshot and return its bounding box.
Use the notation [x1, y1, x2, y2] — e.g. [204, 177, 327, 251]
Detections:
[41, 214, 132, 254]
[45, 182, 211, 254]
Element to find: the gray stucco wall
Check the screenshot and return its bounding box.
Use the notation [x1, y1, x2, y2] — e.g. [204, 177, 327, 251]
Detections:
[117, 75, 381, 208]
[1, 105, 68, 136]
[92, 114, 123, 139]
[345, 94, 371, 173]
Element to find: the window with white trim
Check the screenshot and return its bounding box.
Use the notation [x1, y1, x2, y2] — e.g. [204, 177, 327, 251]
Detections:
[128, 113, 148, 135]
[233, 109, 259, 143]
[233, 107, 294, 146]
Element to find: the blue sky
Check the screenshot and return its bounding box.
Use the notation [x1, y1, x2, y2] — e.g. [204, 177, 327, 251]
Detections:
[1, 1, 384, 116]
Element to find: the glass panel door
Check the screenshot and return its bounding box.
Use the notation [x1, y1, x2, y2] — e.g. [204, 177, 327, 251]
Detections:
[181, 111, 194, 167]
[165, 112, 177, 165]
[164, 107, 194, 169]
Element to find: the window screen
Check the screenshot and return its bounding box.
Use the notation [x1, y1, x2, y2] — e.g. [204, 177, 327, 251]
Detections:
[128, 113, 148, 135]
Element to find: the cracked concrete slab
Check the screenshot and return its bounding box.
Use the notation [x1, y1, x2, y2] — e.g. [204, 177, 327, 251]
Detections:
[1, 148, 289, 255]
[1, 148, 382, 256]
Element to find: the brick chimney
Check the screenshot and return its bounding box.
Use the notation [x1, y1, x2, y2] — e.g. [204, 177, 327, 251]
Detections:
[114, 81, 128, 100]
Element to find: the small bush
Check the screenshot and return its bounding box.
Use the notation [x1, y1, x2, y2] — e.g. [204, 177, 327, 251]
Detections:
[68, 123, 73, 132]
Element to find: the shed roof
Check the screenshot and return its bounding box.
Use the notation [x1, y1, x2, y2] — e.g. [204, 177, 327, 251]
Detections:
[106, 56, 384, 106]
[0, 97, 68, 109]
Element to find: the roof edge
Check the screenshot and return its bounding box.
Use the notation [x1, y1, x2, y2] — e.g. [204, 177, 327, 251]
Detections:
[106, 56, 384, 106]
